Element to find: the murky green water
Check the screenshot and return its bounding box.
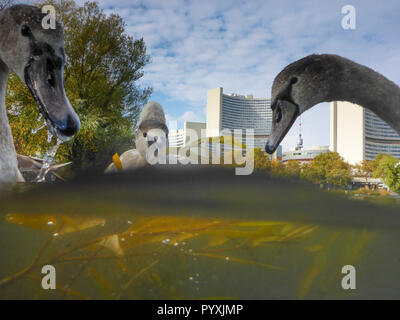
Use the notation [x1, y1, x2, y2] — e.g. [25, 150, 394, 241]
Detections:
[1, 166, 400, 299]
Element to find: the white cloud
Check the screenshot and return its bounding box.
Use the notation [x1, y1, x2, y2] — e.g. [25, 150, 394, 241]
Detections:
[77, 0, 400, 150]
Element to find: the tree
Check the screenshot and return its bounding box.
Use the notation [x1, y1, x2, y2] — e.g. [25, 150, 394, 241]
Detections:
[300, 152, 351, 186]
[253, 148, 271, 170]
[269, 159, 285, 176]
[284, 160, 301, 178]
[369, 153, 400, 192]
[300, 162, 320, 183]
[381, 164, 400, 192]
[6, 0, 152, 171]
[352, 160, 377, 178]
[326, 168, 352, 186]
[372, 153, 399, 179]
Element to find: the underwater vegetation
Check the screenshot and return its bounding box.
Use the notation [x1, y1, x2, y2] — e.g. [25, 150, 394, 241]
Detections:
[1, 166, 400, 299]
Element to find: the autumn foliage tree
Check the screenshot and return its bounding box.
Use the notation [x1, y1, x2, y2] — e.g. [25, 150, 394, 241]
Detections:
[6, 0, 152, 171]
[253, 148, 271, 170]
[301, 152, 351, 186]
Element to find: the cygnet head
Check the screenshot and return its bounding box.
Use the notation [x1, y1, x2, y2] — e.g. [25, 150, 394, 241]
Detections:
[135, 102, 168, 160]
[0, 5, 80, 140]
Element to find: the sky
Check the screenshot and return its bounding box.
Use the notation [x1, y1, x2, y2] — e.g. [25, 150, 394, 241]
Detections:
[73, 0, 400, 150]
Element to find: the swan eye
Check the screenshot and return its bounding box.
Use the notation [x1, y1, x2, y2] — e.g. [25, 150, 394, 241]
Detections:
[33, 48, 43, 57]
[290, 77, 298, 85]
[275, 107, 282, 123]
[21, 25, 32, 37]
[143, 132, 147, 138]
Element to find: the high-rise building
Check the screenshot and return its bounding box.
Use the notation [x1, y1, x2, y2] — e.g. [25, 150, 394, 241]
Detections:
[206, 87, 273, 151]
[168, 121, 206, 148]
[330, 101, 400, 164]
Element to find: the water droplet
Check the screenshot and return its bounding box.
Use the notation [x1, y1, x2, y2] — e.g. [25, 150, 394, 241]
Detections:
[36, 136, 63, 182]
[32, 123, 46, 134]
[127, 220, 133, 225]
[161, 239, 170, 245]
[174, 242, 179, 246]
[47, 221, 55, 225]
[188, 276, 194, 281]
[225, 257, 230, 261]
[53, 233, 59, 237]
[32, 114, 45, 134]
[47, 130, 53, 143]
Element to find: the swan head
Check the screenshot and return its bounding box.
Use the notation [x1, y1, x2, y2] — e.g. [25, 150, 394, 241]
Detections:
[0, 5, 80, 140]
[265, 54, 344, 154]
[136, 123, 169, 160]
[135, 102, 168, 160]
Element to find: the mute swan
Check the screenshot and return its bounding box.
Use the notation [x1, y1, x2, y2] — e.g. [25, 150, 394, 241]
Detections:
[265, 54, 400, 153]
[105, 101, 169, 173]
[0, 5, 80, 189]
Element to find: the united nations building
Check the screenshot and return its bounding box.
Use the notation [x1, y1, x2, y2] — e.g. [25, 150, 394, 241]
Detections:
[206, 87, 276, 153]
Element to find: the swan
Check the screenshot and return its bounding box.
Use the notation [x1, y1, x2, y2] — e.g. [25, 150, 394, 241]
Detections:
[105, 101, 169, 173]
[0, 5, 80, 189]
[265, 54, 400, 153]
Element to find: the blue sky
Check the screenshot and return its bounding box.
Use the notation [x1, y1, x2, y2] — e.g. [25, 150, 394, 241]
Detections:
[75, 0, 400, 151]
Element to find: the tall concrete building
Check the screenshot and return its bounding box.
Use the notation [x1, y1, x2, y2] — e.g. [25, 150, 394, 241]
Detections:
[330, 101, 400, 164]
[169, 121, 206, 148]
[206, 87, 273, 151]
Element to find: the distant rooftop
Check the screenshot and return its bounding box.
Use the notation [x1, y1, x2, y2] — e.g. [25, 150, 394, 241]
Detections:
[227, 93, 255, 99]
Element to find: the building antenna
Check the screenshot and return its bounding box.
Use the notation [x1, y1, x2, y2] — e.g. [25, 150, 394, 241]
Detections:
[296, 115, 303, 150]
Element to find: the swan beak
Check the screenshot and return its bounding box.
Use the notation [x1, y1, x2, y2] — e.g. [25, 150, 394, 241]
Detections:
[24, 55, 80, 140]
[265, 99, 299, 154]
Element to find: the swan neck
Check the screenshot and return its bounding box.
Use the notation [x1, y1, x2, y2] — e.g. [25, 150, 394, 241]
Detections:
[335, 61, 400, 132]
[0, 59, 22, 188]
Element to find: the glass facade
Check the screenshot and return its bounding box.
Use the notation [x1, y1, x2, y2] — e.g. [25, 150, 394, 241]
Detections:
[221, 94, 272, 150]
[168, 129, 185, 148]
[364, 109, 400, 160]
